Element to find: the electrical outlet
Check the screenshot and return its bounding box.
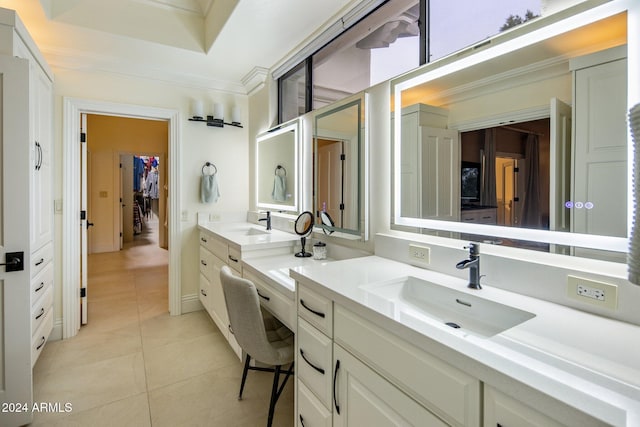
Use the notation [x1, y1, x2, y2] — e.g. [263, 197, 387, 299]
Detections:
[409, 244, 430, 265]
[567, 275, 618, 310]
[181, 210, 189, 221]
[209, 212, 221, 221]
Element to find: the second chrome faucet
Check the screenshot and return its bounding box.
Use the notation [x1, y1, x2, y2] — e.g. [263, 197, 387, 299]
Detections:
[456, 243, 481, 289]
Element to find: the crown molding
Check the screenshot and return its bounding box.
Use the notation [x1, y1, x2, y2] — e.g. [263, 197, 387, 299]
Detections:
[241, 66, 269, 96]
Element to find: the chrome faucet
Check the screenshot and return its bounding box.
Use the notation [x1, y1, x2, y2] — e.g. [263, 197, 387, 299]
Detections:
[259, 211, 271, 230]
[456, 243, 481, 289]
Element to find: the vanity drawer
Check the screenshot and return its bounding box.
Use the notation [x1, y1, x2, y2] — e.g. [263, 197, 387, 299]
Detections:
[199, 231, 228, 261]
[199, 246, 215, 281]
[298, 284, 333, 337]
[334, 304, 481, 427]
[31, 308, 53, 367]
[31, 242, 53, 278]
[199, 273, 212, 314]
[244, 270, 295, 331]
[298, 318, 333, 408]
[31, 262, 53, 306]
[31, 285, 53, 335]
[297, 380, 332, 427]
[227, 246, 242, 273]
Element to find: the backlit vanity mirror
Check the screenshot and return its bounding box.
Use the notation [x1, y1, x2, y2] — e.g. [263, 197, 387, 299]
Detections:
[392, 8, 634, 262]
[256, 119, 299, 213]
[314, 94, 366, 238]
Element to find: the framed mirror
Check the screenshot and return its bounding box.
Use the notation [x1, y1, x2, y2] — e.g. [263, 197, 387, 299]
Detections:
[256, 119, 299, 213]
[314, 94, 366, 238]
[391, 6, 634, 261]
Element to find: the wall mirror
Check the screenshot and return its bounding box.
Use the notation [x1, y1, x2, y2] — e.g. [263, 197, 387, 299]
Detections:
[314, 93, 367, 238]
[256, 119, 299, 213]
[392, 6, 635, 262]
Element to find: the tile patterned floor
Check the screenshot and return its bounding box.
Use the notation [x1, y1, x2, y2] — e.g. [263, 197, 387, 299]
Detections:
[31, 221, 294, 426]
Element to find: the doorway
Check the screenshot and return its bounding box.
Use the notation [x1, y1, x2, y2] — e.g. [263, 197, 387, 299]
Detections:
[62, 99, 181, 339]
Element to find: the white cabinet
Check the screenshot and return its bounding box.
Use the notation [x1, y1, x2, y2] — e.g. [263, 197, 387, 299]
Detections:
[399, 104, 460, 221]
[296, 283, 481, 427]
[333, 344, 449, 427]
[198, 230, 242, 359]
[0, 8, 54, 427]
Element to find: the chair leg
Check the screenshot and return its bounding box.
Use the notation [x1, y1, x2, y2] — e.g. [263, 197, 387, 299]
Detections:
[238, 354, 251, 400]
[267, 365, 281, 427]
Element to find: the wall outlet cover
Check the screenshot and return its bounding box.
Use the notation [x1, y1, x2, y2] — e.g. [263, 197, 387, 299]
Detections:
[567, 275, 618, 310]
[408, 244, 430, 265]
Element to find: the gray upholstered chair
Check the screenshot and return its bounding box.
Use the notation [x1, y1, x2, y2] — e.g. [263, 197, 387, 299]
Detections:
[219, 266, 294, 427]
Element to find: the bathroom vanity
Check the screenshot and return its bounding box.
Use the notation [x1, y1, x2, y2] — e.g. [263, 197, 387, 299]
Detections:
[291, 256, 640, 427]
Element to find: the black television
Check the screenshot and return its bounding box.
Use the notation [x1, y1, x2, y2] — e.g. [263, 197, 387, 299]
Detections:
[461, 161, 481, 202]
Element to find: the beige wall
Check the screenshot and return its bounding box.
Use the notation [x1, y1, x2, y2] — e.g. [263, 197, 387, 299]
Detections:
[52, 68, 250, 324]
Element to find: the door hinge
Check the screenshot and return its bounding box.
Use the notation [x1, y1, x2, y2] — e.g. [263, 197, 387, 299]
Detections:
[120, 232, 123, 237]
[514, 197, 520, 202]
[80, 288, 86, 298]
[339, 203, 345, 210]
[80, 210, 86, 220]
[120, 163, 122, 168]
[80, 133, 86, 143]
[340, 154, 346, 161]
[514, 167, 519, 173]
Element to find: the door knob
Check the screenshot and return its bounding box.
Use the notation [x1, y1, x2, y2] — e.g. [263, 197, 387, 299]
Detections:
[1, 251, 24, 272]
[87, 222, 94, 229]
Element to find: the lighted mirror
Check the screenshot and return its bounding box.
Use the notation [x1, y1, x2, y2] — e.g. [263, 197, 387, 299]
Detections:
[256, 119, 299, 213]
[392, 8, 632, 261]
[314, 94, 366, 238]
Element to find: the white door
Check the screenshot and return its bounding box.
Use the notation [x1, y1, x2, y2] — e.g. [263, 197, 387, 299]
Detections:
[549, 98, 572, 232]
[0, 56, 33, 427]
[80, 114, 88, 325]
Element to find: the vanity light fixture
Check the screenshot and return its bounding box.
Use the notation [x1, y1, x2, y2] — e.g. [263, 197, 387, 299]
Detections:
[188, 100, 243, 128]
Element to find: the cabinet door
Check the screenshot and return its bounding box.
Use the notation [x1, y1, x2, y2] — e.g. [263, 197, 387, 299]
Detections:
[484, 386, 565, 427]
[199, 273, 211, 313]
[30, 65, 53, 251]
[333, 345, 449, 427]
[208, 254, 231, 337]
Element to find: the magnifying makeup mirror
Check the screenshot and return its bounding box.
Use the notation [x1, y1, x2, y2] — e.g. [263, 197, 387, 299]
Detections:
[320, 211, 335, 235]
[294, 211, 314, 257]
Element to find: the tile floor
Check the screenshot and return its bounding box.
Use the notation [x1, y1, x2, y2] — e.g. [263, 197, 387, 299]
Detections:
[31, 220, 294, 426]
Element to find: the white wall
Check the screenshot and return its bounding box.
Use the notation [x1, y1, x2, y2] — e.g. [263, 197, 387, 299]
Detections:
[52, 67, 249, 322]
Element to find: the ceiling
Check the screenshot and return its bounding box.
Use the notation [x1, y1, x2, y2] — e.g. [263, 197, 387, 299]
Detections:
[0, 0, 357, 93]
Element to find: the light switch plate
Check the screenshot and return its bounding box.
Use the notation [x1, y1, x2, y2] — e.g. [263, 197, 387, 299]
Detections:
[567, 275, 618, 310]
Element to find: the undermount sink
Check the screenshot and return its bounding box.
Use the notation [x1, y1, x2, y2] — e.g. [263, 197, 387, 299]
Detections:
[244, 227, 269, 236]
[360, 276, 535, 338]
[223, 225, 270, 236]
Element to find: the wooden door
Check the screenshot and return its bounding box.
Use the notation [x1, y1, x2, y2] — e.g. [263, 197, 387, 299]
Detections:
[0, 56, 34, 427]
[317, 139, 344, 227]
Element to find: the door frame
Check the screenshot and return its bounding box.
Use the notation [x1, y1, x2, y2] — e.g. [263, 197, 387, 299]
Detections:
[62, 97, 181, 339]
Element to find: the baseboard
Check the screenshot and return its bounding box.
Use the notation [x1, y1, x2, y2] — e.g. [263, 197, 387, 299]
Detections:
[181, 293, 204, 314]
[49, 318, 64, 342]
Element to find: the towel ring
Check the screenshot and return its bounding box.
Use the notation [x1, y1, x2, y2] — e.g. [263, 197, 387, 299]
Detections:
[275, 165, 287, 176]
[202, 162, 217, 175]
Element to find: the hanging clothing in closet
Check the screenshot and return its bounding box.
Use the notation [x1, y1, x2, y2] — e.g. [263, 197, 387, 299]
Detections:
[147, 167, 159, 199]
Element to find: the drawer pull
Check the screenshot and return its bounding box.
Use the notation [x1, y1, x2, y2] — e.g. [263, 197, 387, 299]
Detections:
[200, 260, 207, 266]
[201, 237, 208, 243]
[201, 289, 207, 297]
[228, 255, 239, 263]
[257, 290, 270, 301]
[299, 414, 306, 427]
[333, 359, 341, 415]
[35, 307, 45, 320]
[300, 299, 325, 318]
[35, 258, 45, 267]
[35, 282, 45, 292]
[299, 348, 325, 375]
[36, 336, 46, 350]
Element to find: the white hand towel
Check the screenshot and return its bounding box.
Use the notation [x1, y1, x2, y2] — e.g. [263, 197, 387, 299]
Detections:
[272, 175, 287, 202]
[201, 173, 220, 203]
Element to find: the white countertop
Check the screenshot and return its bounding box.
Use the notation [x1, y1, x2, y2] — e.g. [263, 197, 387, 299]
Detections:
[242, 254, 333, 298]
[198, 222, 298, 250]
[290, 255, 640, 427]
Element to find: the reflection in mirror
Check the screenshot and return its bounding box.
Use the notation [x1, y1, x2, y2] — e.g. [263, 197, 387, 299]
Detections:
[315, 98, 362, 236]
[392, 10, 630, 261]
[256, 120, 298, 213]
